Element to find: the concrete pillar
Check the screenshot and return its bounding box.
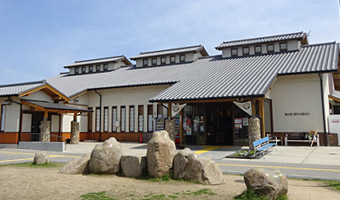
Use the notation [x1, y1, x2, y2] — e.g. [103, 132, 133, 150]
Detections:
[248, 116, 261, 151]
[40, 121, 51, 142]
[165, 119, 175, 142]
[70, 121, 80, 144]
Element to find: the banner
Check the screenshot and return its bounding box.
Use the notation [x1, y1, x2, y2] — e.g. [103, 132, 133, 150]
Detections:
[233, 101, 252, 116]
[172, 103, 187, 117]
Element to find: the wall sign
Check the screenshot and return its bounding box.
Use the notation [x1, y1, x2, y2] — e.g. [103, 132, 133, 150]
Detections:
[284, 112, 310, 116]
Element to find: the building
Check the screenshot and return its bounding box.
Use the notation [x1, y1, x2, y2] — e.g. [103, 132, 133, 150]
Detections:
[0, 32, 339, 146]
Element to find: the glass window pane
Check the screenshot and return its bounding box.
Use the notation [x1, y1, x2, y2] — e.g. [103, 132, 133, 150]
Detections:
[112, 107, 117, 132]
[129, 106, 135, 132]
[121, 107, 126, 132]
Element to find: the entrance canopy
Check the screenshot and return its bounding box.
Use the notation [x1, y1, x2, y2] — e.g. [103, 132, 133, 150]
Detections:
[22, 100, 91, 114]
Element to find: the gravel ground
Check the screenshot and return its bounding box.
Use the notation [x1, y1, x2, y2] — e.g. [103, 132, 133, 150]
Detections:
[0, 165, 339, 200]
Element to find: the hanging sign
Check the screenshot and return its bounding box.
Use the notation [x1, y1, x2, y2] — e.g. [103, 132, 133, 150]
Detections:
[172, 103, 187, 117]
[233, 101, 252, 116]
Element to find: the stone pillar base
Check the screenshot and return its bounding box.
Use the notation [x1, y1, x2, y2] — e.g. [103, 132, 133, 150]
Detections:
[71, 121, 80, 144]
[40, 121, 51, 142]
[248, 116, 261, 151]
[165, 119, 175, 142]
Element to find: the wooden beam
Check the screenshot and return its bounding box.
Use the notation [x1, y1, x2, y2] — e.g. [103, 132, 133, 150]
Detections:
[73, 113, 77, 121]
[19, 84, 70, 102]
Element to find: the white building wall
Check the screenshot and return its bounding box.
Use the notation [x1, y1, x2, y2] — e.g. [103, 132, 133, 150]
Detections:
[271, 74, 325, 132]
[22, 90, 53, 102]
[83, 84, 170, 133]
[22, 113, 32, 132]
[322, 73, 330, 132]
[51, 115, 60, 132]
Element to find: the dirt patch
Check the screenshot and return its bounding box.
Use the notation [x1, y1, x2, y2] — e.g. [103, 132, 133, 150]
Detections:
[0, 165, 339, 200]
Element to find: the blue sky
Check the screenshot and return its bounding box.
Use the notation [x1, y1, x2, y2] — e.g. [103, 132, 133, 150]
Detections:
[0, 0, 339, 85]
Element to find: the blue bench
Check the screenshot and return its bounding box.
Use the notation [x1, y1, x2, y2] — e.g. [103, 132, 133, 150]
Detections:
[252, 137, 276, 157]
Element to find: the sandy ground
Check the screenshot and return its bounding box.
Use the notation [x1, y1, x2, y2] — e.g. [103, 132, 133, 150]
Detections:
[0, 166, 339, 200]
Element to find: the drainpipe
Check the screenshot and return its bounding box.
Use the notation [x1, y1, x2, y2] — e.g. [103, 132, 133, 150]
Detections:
[6, 97, 22, 144]
[318, 73, 328, 146]
[94, 90, 102, 141]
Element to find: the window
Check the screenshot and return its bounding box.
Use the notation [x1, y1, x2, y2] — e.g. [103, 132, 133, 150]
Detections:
[143, 59, 148, 66]
[121, 106, 126, 132]
[147, 105, 153, 132]
[267, 44, 274, 53]
[96, 65, 100, 72]
[280, 42, 287, 51]
[231, 48, 238, 57]
[242, 47, 249, 56]
[170, 56, 175, 63]
[112, 106, 117, 132]
[161, 57, 166, 64]
[89, 65, 93, 73]
[103, 107, 109, 132]
[152, 58, 157, 65]
[129, 106, 135, 132]
[104, 64, 108, 71]
[88, 107, 93, 132]
[180, 54, 185, 62]
[75, 67, 79, 74]
[95, 107, 100, 132]
[138, 105, 144, 132]
[82, 66, 86, 73]
[1, 105, 6, 132]
[255, 45, 262, 55]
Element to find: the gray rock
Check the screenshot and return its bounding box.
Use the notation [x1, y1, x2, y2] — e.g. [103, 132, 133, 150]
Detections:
[33, 151, 50, 165]
[120, 155, 147, 178]
[173, 148, 192, 179]
[173, 148, 224, 185]
[147, 131, 176, 178]
[89, 137, 122, 174]
[59, 153, 90, 174]
[244, 168, 288, 200]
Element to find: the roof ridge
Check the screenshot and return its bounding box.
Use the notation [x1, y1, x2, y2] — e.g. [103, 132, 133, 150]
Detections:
[138, 45, 202, 55]
[0, 80, 45, 88]
[74, 55, 124, 63]
[219, 31, 304, 45]
[301, 41, 336, 47]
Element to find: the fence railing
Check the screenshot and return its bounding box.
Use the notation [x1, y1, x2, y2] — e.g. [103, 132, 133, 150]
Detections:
[21, 132, 67, 143]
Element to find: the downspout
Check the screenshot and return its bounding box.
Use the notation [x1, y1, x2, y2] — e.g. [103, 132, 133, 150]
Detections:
[7, 97, 22, 144]
[94, 90, 102, 141]
[318, 73, 328, 146]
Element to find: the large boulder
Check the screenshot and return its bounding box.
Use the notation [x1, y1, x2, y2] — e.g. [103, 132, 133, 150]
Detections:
[147, 131, 176, 178]
[89, 137, 122, 174]
[244, 168, 288, 200]
[33, 151, 50, 165]
[173, 148, 224, 185]
[120, 155, 147, 178]
[59, 153, 90, 174]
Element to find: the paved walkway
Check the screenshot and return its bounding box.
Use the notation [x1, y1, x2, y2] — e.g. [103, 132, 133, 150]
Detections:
[1, 142, 340, 180]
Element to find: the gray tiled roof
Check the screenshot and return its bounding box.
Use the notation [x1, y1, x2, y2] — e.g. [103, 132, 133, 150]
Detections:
[64, 55, 131, 68]
[46, 42, 339, 102]
[0, 81, 45, 97]
[130, 45, 208, 60]
[23, 100, 90, 112]
[215, 32, 307, 49]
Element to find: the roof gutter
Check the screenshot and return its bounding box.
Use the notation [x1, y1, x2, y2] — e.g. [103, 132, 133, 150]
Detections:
[318, 73, 328, 146]
[94, 90, 102, 142]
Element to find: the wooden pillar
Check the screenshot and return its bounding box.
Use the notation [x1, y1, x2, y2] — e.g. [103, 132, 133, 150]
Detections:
[44, 111, 48, 121]
[168, 103, 172, 119]
[251, 100, 256, 116]
[73, 113, 77, 122]
[179, 110, 183, 144]
[258, 99, 266, 138]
